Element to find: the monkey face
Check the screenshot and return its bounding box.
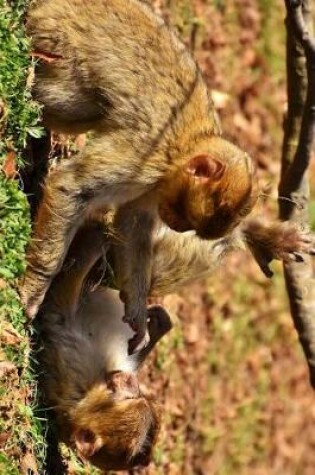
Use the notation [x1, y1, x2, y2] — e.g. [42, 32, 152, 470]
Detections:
[159, 174, 256, 239]
[159, 137, 258, 239]
[70, 373, 160, 471]
[189, 177, 258, 240]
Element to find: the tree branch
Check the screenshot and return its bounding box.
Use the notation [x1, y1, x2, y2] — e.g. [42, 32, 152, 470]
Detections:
[279, 0, 315, 388]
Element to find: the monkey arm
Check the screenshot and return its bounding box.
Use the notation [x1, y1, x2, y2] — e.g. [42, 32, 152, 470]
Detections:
[240, 217, 315, 277]
[149, 217, 315, 295]
[113, 197, 157, 352]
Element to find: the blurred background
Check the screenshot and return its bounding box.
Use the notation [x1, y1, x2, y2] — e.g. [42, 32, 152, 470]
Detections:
[130, 1, 315, 474]
[2, 1, 314, 474]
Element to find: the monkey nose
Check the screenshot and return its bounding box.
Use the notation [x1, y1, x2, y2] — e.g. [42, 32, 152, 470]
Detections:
[108, 371, 141, 398]
[124, 373, 140, 396]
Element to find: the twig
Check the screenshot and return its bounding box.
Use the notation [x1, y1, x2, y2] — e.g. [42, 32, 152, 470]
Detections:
[279, 0, 315, 388]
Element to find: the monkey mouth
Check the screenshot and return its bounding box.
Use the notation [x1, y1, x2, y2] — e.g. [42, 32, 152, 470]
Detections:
[105, 371, 141, 399]
[158, 203, 192, 233]
[196, 218, 237, 240]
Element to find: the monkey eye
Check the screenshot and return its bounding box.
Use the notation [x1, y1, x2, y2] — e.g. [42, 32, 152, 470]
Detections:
[238, 205, 252, 218]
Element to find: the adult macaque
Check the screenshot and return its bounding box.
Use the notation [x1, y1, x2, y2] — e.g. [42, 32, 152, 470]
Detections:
[39, 223, 172, 472]
[22, 0, 258, 350]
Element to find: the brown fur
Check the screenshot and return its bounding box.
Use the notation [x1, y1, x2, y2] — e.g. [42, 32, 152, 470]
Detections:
[23, 0, 257, 349]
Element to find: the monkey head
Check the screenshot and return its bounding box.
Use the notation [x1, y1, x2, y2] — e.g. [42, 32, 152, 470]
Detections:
[67, 371, 160, 471]
[56, 304, 171, 472]
[159, 136, 258, 239]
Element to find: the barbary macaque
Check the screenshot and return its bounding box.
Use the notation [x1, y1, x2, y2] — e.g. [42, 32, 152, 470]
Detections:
[39, 223, 172, 472]
[22, 0, 258, 350]
[39, 215, 314, 470]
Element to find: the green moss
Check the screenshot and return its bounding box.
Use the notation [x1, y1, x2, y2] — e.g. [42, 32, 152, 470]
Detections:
[0, 0, 42, 164]
[0, 1, 45, 472]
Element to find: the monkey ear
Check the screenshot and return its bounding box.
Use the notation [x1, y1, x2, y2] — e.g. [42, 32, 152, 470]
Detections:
[186, 155, 226, 182]
[75, 429, 103, 458]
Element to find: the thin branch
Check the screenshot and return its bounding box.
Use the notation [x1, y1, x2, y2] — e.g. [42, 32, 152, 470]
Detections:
[280, 0, 315, 202]
[279, 0, 315, 388]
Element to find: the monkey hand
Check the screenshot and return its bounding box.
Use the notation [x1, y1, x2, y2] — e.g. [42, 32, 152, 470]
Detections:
[134, 305, 173, 364]
[242, 218, 315, 277]
[121, 294, 150, 354]
[147, 304, 173, 343]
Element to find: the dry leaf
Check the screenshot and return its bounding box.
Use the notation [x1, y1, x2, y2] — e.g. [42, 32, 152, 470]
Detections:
[2, 151, 18, 179]
[211, 90, 230, 110]
[20, 452, 38, 475]
[0, 432, 10, 447]
[0, 361, 16, 379]
[1, 326, 22, 346]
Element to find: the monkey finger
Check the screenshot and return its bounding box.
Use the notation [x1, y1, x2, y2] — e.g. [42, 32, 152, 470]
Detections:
[255, 258, 273, 278]
[261, 265, 273, 278]
[299, 234, 315, 251]
[26, 305, 38, 320]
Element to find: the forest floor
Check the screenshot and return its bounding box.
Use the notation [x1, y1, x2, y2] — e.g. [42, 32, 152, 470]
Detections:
[1, 1, 315, 474]
[129, 1, 315, 474]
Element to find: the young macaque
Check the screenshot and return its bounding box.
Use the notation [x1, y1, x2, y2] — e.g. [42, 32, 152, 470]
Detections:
[39, 223, 172, 472]
[22, 0, 258, 350]
[39, 215, 313, 470]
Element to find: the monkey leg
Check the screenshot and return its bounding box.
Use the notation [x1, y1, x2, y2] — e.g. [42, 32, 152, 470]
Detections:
[46, 223, 109, 317]
[21, 163, 85, 318]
